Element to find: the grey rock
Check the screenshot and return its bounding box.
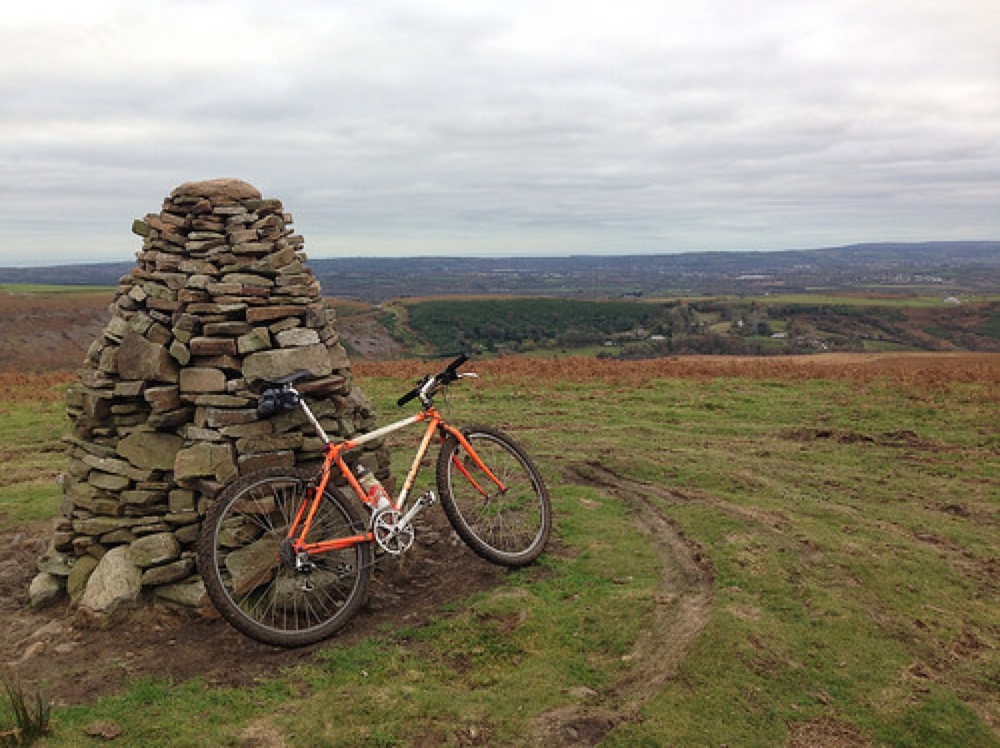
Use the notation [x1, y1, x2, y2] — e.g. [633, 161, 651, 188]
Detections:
[154, 577, 208, 609]
[174, 442, 238, 482]
[236, 327, 272, 354]
[141, 557, 195, 586]
[129, 532, 181, 568]
[179, 367, 227, 393]
[78, 546, 142, 615]
[42, 179, 386, 616]
[242, 343, 333, 383]
[117, 431, 184, 470]
[67, 555, 100, 603]
[87, 471, 131, 492]
[29, 572, 65, 609]
[275, 327, 320, 348]
[117, 330, 179, 383]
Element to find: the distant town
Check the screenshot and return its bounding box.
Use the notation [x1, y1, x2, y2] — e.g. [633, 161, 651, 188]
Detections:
[1, 241, 997, 303]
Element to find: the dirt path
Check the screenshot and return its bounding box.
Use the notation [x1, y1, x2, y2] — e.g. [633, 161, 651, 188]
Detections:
[535, 462, 715, 746]
[0, 512, 504, 706]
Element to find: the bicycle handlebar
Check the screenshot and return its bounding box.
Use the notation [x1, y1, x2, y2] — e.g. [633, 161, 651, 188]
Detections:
[397, 354, 470, 407]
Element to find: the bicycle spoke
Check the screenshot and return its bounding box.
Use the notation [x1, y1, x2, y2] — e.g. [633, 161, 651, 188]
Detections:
[201, 357, 549, 645]
[437, 425, 551, 566]
[198, 469, 372, 647]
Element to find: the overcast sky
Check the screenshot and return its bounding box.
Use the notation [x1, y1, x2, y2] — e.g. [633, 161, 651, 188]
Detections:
[1, 0, 998, 265]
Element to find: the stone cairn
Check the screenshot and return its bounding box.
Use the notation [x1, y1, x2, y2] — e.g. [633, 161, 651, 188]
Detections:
[30, 178, 390, 618]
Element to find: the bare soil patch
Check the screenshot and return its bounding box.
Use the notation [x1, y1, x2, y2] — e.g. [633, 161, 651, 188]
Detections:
[1, 511, 504, 706]
[336, 312, 406, 360]
[787, 717, 875, 748]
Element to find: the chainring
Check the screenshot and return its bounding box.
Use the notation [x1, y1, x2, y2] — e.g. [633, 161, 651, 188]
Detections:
[371, 509, 414, 555]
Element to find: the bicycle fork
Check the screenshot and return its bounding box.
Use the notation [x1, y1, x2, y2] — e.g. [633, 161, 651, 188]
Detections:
[446, 428, 509, 501]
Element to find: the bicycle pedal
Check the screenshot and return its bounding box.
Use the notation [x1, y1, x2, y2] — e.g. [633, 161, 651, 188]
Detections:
[419, 490, 437, 506]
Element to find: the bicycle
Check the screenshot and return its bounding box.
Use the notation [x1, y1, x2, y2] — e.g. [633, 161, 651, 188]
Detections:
[196, 355, 552, 647]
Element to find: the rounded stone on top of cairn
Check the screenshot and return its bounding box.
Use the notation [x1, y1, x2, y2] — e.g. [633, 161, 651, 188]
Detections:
[30, 178, 390, 618]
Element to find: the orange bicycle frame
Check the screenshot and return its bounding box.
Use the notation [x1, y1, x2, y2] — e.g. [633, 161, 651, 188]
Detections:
[285, 405, 507, 557]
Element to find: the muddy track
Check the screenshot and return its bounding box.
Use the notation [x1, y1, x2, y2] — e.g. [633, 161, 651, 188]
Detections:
[535, 461, 715, 746]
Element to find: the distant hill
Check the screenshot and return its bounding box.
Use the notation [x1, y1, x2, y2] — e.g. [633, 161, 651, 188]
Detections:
[0, 262, 134, 287]
[1, 242, 997, 302]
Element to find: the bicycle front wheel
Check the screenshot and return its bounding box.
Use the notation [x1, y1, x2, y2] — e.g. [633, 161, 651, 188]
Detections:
[197, 467, 372, 648]
[436, 425, 551, 567]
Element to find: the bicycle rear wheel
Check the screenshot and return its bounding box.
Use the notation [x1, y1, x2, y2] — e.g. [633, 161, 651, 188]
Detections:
[197, 467, 372, 648]
[436, 425, 551, 567]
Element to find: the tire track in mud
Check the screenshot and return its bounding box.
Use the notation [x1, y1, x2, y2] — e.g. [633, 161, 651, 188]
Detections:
[535, 461, 715, 746]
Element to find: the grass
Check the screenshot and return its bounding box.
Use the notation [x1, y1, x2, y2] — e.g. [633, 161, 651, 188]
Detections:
[1, 357, 998, 746]
[1, 668, 51, 747]
[0, 400, 66, 530]
[0, 285, 113, 296]
[750, 293, 972, 307]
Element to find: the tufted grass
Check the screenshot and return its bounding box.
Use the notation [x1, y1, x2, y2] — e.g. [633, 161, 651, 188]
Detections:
[3, 355, 998, 747]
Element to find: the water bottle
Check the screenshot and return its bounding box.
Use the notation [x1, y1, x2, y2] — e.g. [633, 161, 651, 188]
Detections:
[356, 465, 392, 511]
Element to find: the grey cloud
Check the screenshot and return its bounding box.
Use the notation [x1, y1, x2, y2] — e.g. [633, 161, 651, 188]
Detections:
[1, 0, 998, 263]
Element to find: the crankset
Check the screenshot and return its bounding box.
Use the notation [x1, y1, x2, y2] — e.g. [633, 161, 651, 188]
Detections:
[370, 490, 438, 556]
[371, 509, 415, 555]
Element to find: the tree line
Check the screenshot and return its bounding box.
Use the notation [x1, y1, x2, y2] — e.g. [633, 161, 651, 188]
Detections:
[400, 297, 999, 356]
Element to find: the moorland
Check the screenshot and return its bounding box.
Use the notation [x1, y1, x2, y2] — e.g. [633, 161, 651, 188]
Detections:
[0, 278, 997, 747]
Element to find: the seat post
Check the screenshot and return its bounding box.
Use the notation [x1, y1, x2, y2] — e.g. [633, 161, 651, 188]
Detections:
[295, 391, 332, 444]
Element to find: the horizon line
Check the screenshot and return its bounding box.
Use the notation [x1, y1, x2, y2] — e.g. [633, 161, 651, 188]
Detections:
[2, 239, 998, 270]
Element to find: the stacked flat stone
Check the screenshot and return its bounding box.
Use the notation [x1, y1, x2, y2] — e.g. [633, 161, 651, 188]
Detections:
[31, 178, 389, 618]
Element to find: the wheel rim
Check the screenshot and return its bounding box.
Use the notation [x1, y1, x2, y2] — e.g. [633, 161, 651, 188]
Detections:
[445, 434, 547, 557]
[209, 477, 366, 637]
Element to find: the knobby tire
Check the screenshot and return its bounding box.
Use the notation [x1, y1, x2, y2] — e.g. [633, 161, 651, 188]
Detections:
[197, 467, 372, 648]
[436, 425, 551, 566]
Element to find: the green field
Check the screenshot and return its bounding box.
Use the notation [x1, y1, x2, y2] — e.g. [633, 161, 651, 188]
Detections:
[0, 284, 114, 296]
[752, 293, 998, 307]
[1, 359, 998, 746]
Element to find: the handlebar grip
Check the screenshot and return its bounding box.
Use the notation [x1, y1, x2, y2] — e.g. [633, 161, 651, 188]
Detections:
[445, 353, 470, 374]
[439, 354, 469, 383]
[397, 387, 421, 407]
[396, 355, 470, 407]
